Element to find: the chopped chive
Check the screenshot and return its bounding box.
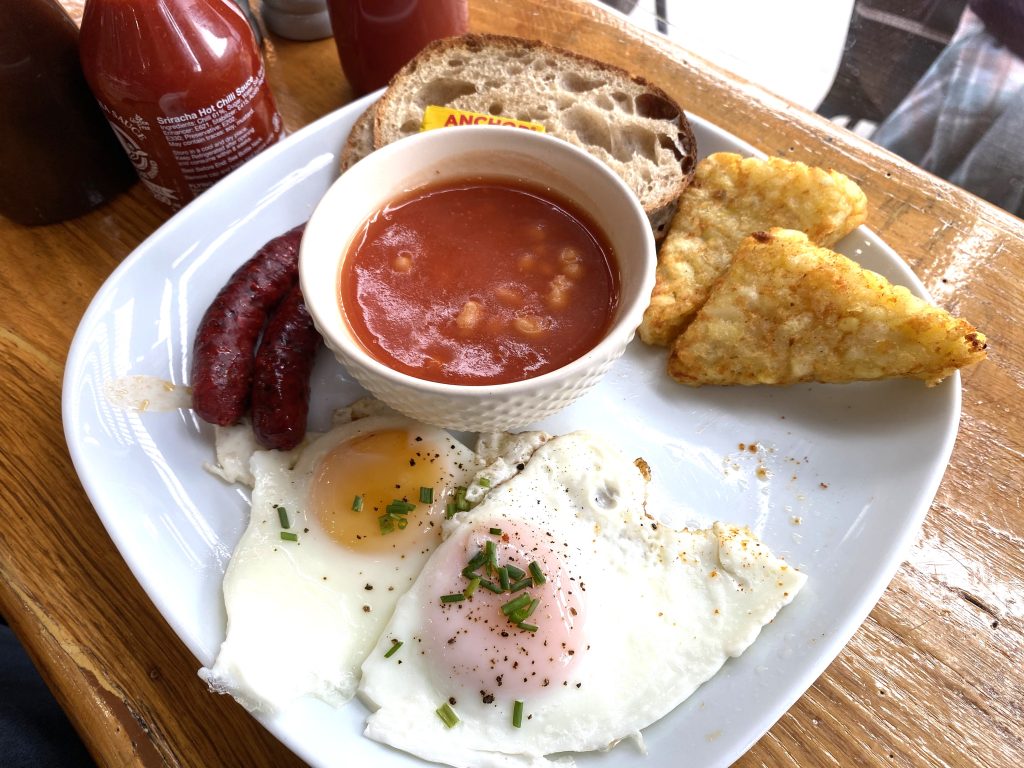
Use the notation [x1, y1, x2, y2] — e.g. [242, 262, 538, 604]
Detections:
[510, 577, 532, 593]
[528, 561, 546, 585]
[440, 593, 466, 603]
[279, 531, 298, 542]
[484, 540, 497, 573]
[510, 597, 539, 624]
[501, 593, 532, 616]
[455, 486, 470, 511]
[517, 622, 538, 633]
[489, 527, 502, 536]
[466, 549, 487, 570]
[351, 495, 363, 512]
[479, 578, 503, 594]
[497, 566, 510, 592]
[523, 597, 539, 619]
[386, 500, 415, 515]
[384, 640, 403, 658]
[512, 700, 524, 728]
[419, 486, 434, 504]
[379, 508, 411, 535]
[436, 702, 459, 729]
[505, 564, 525, 581]
[462, 566, 480, 580]
[277, 506, 290, 529]
[445, 501, 456, 519]
[478, 477, 492, 488]
[463, 577, 481, 598]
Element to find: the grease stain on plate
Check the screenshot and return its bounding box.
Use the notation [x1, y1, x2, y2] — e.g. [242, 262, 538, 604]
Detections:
[105, 375, 192, 412]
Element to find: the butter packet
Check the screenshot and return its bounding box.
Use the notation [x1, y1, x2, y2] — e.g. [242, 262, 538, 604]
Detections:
[421, 105, 545, 133]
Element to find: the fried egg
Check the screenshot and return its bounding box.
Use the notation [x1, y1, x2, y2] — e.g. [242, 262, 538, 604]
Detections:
[200, 415, 479, 713]
[358, 431, 806, 767]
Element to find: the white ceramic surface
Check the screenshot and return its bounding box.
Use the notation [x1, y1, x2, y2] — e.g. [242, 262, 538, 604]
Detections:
[63, 92, 961, 768]
[301, 125, 656, 432]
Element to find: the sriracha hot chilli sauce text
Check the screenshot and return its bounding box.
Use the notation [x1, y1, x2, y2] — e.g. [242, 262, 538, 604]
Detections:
[79, 0, 284, 210]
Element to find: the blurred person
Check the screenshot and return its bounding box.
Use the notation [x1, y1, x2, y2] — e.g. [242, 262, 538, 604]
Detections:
[0, 617, 94, 767]
[817, 0, 967, 127]
[872, 0, 1024, 216]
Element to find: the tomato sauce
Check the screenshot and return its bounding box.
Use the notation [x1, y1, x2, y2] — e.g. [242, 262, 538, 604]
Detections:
[340, 178, 620, 386]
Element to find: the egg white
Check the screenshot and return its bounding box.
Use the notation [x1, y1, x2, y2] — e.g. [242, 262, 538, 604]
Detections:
[199, 415, 479, 713]
[358, 431, 807, 767]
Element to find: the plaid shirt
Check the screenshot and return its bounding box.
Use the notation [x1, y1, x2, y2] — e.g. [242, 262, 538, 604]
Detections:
[872, 9, 1024, 217]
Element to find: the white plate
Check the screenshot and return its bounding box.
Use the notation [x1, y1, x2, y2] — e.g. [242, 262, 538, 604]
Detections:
[63, 93, 960, 768]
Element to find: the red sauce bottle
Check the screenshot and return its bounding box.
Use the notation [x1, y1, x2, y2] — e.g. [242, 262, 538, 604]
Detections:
[79, 0, 284, 211]
[0, 0, 135, 226]
[327, 0, 469, 95]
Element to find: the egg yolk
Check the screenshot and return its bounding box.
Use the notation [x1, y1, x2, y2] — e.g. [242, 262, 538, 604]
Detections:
[308, 429, 454, 554]
[422, 520, 586, 699]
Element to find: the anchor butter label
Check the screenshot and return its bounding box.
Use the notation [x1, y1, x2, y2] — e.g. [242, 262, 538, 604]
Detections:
[421, 105, 546, 133]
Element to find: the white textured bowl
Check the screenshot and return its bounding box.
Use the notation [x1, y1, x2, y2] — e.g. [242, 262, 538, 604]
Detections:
[300, 125, 656, 431]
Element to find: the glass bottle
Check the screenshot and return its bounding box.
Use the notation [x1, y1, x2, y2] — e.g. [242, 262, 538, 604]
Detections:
[79, 0, 285, 211]
[0, 0, 135, 226]
[326, 0, 469, 95]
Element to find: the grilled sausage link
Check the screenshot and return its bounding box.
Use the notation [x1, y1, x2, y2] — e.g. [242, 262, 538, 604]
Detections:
[251, 284, 321, 450]
[190, 224, 304, 425]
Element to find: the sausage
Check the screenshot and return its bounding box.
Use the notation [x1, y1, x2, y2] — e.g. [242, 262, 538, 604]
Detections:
[251, 284, 321, 450]
[191, 224, 305, 425]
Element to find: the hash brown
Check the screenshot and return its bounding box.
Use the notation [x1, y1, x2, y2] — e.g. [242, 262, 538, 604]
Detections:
[640, 153, 868, 347]
[667, 229, 987, 387]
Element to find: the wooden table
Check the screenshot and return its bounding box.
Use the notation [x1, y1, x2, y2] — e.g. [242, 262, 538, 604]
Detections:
[2, 0, 1021, 765]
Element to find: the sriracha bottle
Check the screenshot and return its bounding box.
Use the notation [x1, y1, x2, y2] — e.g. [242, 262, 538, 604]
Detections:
[79, 0, 284, 211]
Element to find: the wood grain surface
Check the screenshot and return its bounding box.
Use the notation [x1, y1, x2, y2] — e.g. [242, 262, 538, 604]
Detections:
[1, 0, 1021, 766]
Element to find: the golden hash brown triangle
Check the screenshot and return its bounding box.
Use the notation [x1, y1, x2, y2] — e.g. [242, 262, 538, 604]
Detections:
[640, 152, 868, 347]
[668, 229, 987, 387]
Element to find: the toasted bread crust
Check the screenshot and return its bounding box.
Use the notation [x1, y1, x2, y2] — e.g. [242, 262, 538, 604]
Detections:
[667, 228, 987, 387]
[340, 102, 377, 172]
[373, 33, 697, 239]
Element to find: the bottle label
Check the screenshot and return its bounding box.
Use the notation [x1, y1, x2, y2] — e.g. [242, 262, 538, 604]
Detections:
[95, 64, 282, 209]
[155, 65, 281, 196]
[99, 107, 180, 207]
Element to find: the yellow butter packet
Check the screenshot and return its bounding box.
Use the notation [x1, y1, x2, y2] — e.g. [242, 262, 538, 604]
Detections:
[421, 105, 546, 133]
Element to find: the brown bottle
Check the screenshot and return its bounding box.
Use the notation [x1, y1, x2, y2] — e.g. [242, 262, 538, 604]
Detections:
[79, 0, 285, 211]
[0, 0, 136, 226]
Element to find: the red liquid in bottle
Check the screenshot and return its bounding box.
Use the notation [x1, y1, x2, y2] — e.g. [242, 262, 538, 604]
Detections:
[79, 0, 284, 210]
[327, 0, 469, 95]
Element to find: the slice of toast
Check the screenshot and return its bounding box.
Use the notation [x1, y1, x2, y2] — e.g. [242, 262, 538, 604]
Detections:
[340, 102, 377, 172]
[667, 228, 987, 386]
[640, 153, 868, 347]
[371, 33, 697, 240]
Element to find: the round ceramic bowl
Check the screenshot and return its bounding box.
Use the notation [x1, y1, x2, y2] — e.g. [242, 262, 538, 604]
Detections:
[300, 125, 656, 432]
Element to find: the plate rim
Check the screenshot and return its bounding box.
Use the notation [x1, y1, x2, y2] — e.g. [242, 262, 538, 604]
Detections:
[61, 95, 963, 768]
